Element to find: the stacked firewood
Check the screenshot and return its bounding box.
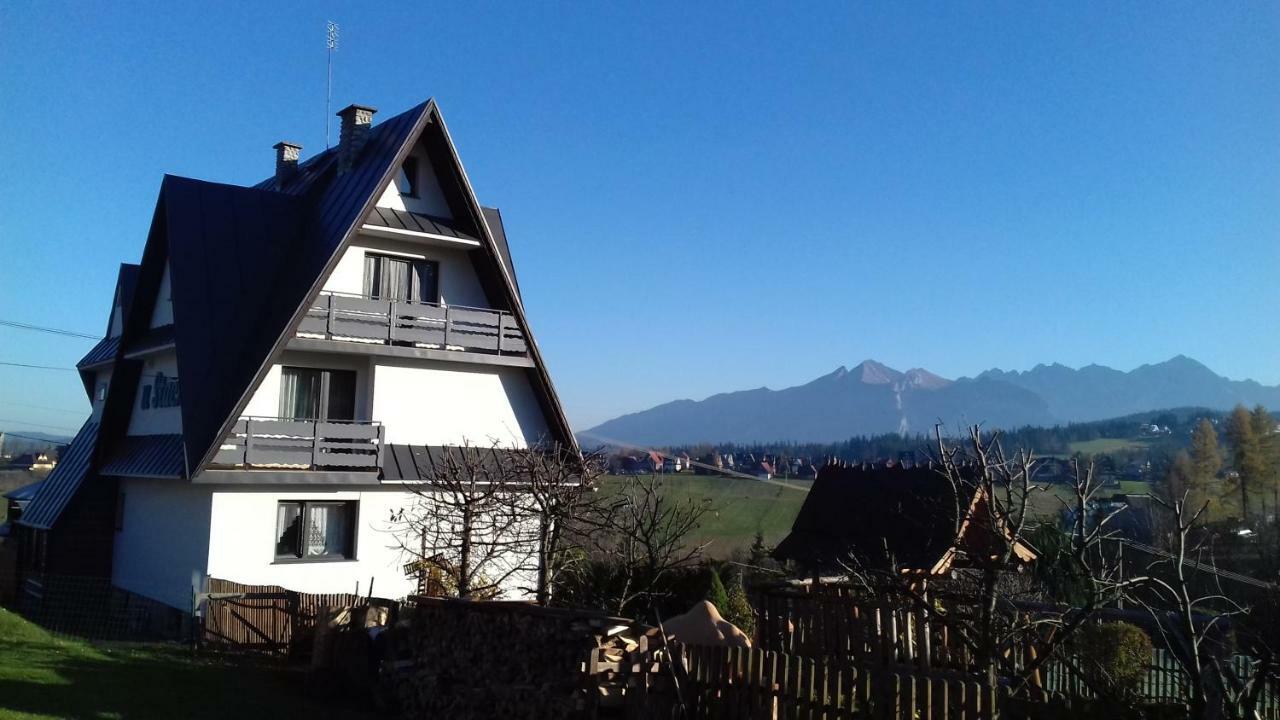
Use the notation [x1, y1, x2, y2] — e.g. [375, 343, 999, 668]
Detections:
[397, 597, 650, 720]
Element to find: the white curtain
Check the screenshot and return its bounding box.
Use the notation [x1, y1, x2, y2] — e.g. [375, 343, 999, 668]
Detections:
[305, 504, 351, 557]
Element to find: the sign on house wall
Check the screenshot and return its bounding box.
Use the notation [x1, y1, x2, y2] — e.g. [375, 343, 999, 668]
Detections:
[141, 373, 180, 409]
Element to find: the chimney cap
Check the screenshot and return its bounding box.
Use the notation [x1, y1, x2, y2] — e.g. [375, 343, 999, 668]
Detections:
[273, 141, 303, 151]
[336, 103, 378, 118]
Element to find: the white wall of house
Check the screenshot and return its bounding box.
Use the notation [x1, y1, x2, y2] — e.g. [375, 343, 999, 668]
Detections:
[324, 236, 489, 308]
[204, 486, 419, 599]
[149, 262, 173, 327]
[240, 351, 374, 421]
[375, 147, 452, 218]
[371, 360, 549, 447]
[126, 351, 183, 435]
[112, 478, 214, 610]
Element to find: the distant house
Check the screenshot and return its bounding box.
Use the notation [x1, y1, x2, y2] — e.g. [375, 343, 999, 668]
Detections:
[0, 480, 43, 537]
[774, 463, 1037, 577]
[28, 453, 55, 472]
[695, 453, 723, 475]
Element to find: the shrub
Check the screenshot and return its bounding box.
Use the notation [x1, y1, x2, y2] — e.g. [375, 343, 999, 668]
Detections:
[705, 566, 729, 613]
[722, 571, 756, 639]
[1070, 621, 1153, 702]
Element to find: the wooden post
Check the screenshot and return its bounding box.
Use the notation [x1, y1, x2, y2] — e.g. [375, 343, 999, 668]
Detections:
[243, 419, 254, 467]
[325, 293, 335, 338]
[443, 306, 452, 347]
[497, 312, 507, 355]
[311, 421, 321, 470]
[388, 300, 397, 344]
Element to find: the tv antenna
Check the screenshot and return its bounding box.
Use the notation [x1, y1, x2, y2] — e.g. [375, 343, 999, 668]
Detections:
[325, 21, 339, 148]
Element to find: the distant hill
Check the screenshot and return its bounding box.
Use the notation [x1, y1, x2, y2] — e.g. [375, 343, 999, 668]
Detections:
[583, 356, 1280, 446]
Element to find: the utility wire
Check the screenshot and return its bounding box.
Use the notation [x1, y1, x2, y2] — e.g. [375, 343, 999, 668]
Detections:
[0, 361, 78, 372]
[0, 401, 88, 416]
[0, 319, 98, 340]
[0, 430, 73, 444]
[0, 417, 81, 433]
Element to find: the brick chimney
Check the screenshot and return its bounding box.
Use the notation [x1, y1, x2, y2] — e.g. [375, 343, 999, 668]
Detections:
[336, 104, 377, 172]
[272, 141, 302, 188]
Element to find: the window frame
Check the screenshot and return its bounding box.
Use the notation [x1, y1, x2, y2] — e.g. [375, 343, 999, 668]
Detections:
[272, 499, 358, 563]
[397, 157, 420, 198]
[363, 253, 441, 305]
[277, 366, 358, 422]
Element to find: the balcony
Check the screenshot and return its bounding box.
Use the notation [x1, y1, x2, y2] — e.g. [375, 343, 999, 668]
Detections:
[211, 418, 384, 472]
[289, 292, 533, 367]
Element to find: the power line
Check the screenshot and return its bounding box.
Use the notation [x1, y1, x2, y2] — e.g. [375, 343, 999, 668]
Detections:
[0, 401, 88, 416]
[0, 430, 73, 444]
[0, 417, 81, 433]
[0, 319, 98, 340]
[0, 361, 78, 372]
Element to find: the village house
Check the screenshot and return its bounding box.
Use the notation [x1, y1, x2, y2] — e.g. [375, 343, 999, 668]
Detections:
[13, 100, 577, 612]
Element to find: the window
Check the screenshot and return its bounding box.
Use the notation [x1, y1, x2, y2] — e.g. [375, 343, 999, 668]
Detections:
[96, 382, 108, 402]
[363, 254, 439, 304]
[396, 157, 419, 197]
[278, 367, 356, 421]
[275, 500, 356, 561]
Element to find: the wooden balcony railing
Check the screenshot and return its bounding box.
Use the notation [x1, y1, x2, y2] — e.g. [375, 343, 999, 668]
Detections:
[296, 292, 529, 357]
[212, 418, 384, 471]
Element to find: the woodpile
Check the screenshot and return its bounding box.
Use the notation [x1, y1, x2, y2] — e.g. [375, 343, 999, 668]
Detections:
[398, 597, 650, 720]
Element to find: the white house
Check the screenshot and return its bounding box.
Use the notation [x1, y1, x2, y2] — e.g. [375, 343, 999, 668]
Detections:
[16, 100, 578, 611]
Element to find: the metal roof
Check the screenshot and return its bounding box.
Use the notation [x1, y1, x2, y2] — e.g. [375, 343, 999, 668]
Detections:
[3, 480, 44, 502]
[77, 336, 120, 368]
[18, 421, 99, 530]
[482, 206, 520, 301]
[99, 434, 185, 479]
[364, 206, 478, 241]
[382, 443, 522, 482]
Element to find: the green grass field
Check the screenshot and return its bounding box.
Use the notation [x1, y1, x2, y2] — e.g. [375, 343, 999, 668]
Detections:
[1066, 438, 1152, 455]
[0, 608, 376, 720]
[597, 474, 809, 558]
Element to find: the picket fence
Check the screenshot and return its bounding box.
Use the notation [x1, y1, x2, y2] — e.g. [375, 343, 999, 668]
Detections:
[675, 642, 1001, 720]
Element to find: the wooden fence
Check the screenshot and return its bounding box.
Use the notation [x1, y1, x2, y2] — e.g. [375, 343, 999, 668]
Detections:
[201, 578, 392, 656]
[675, 643, 1001, 720]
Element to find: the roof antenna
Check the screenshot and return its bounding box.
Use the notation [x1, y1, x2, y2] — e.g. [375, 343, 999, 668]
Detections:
[325, 20, 340, 149]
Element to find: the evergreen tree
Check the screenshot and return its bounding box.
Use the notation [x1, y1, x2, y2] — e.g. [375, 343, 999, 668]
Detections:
[1226, 405, 1263, 520]
[1251, 406, 1278, 515]
[1186, 418, 1221, 508]
[705, 566, 729, 612]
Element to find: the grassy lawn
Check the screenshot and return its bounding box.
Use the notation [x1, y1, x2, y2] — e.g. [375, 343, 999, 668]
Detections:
[0, 608, 377, 720]
[1067, 438, 1152, 455]
[598, 474, 809, 557]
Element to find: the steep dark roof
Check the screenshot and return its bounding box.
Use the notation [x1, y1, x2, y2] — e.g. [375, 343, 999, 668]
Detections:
[365, 206, 478, 241]
[774, 464, 969, 573]
[18, 420, 100, 530]
[3, 480, 44, 502]
[382, 443, 522, 481]
[482, 206, 520, 300]
[77, 336, 120, 368]
[99, 434, 185, 479]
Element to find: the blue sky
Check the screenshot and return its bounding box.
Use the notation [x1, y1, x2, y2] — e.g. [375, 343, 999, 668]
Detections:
[1, 2, 1277, 435]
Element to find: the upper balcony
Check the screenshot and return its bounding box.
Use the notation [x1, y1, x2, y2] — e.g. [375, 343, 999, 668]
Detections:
[287, 291, 533, 367]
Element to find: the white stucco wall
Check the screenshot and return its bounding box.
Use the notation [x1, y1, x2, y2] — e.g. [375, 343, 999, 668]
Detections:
[374, 147, 451, 218]
[240, 352, 373, 421]
[126, 351, 183, 435]
[112, 478, 214, 610]
[371, 360, 550, 448]
[204, 486, 420, 599]
[323, 237, 488, 308]
[149, 262, 174, 327]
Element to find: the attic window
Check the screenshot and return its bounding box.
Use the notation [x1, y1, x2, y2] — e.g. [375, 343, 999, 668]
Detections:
[397, 157, 419, 198]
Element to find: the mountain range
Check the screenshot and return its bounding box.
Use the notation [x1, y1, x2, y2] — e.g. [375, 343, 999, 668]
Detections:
[583, 356, 1280, 446]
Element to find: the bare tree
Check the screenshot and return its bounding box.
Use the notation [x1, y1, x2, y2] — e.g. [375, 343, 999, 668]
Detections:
[390, 442, 538, 600]
[837, 426, 1133, 697]
[1138, 491, 1279, 720]
[573, 473, 711, 617]
[505, 444, 605, 605]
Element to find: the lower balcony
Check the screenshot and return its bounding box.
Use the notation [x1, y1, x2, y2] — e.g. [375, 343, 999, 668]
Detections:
[289, 292, 533, 367]
[211, 418, 384, 472]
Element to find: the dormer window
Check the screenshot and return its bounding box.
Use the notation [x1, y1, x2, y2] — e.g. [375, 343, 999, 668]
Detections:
[397, 157, 419, 197]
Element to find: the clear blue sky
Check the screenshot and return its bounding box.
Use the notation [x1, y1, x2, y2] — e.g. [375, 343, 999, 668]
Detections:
[1, 2, 1277, 435]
